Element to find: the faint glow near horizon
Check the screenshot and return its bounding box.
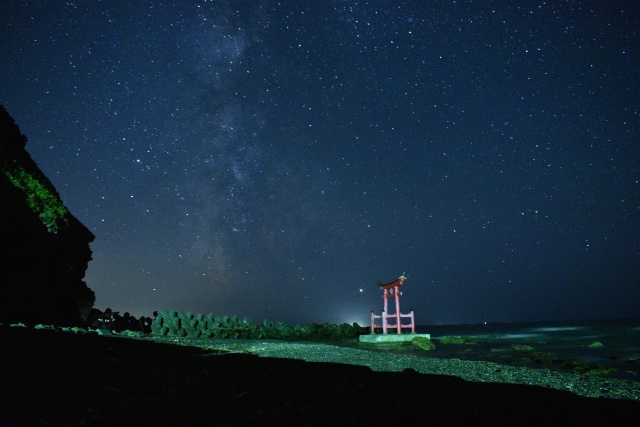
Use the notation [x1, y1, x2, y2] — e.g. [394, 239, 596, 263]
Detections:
[532, 326, 587, 332]
[336, 311, 370, 327]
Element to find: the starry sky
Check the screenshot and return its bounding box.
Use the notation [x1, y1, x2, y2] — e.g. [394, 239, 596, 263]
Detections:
[1, 1, 638, 326]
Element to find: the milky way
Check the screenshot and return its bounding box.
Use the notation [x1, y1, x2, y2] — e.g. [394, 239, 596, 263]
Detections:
[1, 1, 638, 325]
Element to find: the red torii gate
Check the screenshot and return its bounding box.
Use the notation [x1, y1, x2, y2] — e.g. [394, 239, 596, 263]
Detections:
[370, 275, 415, 334]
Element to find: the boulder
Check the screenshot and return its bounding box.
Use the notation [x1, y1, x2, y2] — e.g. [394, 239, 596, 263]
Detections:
[439, 336, 467, 345]
[412, 336, 436, 351]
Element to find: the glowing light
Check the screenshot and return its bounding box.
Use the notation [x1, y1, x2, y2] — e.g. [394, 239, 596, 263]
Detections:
[532, 326, 585, 332]
[336, 309, 369, 326]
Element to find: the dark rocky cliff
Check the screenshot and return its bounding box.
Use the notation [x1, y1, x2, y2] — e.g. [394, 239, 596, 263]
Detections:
[0, 105, 95, 326]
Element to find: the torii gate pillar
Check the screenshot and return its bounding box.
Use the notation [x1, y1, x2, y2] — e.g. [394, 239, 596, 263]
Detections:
[370, 275, 415, 334]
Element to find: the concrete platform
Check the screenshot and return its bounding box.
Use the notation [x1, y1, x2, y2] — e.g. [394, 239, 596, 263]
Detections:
[358, 333, 431, 343]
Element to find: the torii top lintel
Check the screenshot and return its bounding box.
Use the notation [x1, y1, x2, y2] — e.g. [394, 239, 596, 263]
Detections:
[378, 275, 407, 289]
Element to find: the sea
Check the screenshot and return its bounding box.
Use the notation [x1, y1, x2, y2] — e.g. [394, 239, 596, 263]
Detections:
[354, 318, 640, 382]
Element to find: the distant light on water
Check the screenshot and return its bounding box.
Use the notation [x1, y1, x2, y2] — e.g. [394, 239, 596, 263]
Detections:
[336, 311, 369, 326]
[533, 326, 586, 332]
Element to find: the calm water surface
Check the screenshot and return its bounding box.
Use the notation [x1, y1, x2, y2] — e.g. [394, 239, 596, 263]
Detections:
[353, 318, 640, 381]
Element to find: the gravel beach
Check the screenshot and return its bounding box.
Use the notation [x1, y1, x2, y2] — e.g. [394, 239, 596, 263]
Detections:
[146, 335, 640, 401]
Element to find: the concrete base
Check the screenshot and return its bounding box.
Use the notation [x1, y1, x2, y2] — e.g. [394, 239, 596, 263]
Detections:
[358, 333, 431, 343]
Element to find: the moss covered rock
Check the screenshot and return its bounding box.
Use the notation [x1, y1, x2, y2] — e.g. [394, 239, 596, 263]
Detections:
[439, 336, 466, 345]
[412, 336, 436, 351]
[511, 344, 535, 351]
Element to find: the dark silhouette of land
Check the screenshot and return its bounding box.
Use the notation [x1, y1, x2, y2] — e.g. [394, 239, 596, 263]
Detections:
[1, 325, 638, 426]
[0, 105, 95, 326]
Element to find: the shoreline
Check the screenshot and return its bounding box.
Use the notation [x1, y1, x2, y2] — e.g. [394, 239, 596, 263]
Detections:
[143, 334, 640, 401]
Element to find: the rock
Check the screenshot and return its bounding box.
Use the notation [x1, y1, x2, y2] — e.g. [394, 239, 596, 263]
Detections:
[412, 336, 436, 351]
[34, 324, 56, 330]
[439, 336, 466, 345]
[511, 344, 535, 351]
[121, 330, 145, 337]
[10, 323, 27, 328]
[0, 106, 95, 326]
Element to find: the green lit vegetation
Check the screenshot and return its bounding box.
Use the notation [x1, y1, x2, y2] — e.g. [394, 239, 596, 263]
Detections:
[2, 162, 69, 233]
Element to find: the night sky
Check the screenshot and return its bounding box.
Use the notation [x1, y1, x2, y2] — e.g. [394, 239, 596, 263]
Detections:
[1, 1, 638, 326]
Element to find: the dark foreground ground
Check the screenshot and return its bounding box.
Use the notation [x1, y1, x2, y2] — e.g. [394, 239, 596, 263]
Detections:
[1, 326, 639, 426]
